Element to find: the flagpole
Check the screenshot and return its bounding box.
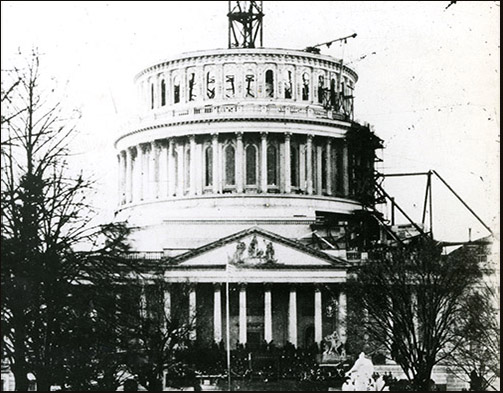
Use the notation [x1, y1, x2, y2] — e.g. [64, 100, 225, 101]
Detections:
[226, 265, 231, 391]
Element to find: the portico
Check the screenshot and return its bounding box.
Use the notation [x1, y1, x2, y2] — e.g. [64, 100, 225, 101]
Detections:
[161, 227, 348, 349]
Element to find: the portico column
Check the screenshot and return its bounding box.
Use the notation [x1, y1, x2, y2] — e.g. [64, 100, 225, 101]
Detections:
[342, 142, 349, 197]
[239, 284, 247, 345]
[306, 135, 313, 195]
[326, 139, 332, 195]
[189, 286, 197, 340]
[284, 133, 291, 193]
[236, 132, 244, 193]
[214, 284, 222, 343]
[162, 287, 171, 332]
[260, 132, 267, 193]
[264, 285, 272, 343]
[338, 289, 347, 343]
[212, 134, 219, 193]
[288, 287, 297, 347]
[189, 135, 196, 196]
[167, 139, 175, 196]
[125, 148, 133, 203]
[314, 286, 323, 345]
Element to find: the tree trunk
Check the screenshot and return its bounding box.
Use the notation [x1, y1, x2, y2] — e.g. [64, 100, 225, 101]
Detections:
[35, 371, 51, 392]
[11, 362, 29, 392]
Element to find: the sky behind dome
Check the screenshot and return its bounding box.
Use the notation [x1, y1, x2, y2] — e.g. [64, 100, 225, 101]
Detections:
[1, 1, 499, 242]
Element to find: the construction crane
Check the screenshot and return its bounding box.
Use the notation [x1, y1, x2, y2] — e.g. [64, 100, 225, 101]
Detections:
[228, 1, 264, 49]
[304, 33, 357, 54]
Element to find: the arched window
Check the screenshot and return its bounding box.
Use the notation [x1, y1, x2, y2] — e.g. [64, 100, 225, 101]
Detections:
[150, 83, 154, 109]
[184, 147, 191, 191]
[245, 144, 258, 185]
[188, 72, 196, 101]
[284, 70, 293, 99]
[205, 146, 213, 187]
[265, 70, 274, 98]
[245, 73, 255, 98]
[225, 74, 235, 98]
[302, 73, 310, 101]
[267, 145, 278, 186]
[318, 75, 325, 104]
[225, 145, 235, 186]
[291, 145, 299, 187]
[173, 76, 180, 104]
[206, 71, 215, 99]
[330, 78, 337, 108]
[161, 79, 166, 106]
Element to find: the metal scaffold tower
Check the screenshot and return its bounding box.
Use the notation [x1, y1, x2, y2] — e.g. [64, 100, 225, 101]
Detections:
[228, 1, 264, 48]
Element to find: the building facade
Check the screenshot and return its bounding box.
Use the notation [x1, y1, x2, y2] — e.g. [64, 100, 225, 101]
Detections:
[114, 47, 380, 350]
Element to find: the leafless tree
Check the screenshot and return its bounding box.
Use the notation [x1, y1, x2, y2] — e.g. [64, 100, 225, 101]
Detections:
[347, 237, 490, 391]
[1, 50, 131, 391]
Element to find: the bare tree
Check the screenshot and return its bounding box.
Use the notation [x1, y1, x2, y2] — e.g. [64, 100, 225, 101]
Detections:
[1, 50, 132, 391]
[347, 237, 489, 391]
[121, 278, 199, 391]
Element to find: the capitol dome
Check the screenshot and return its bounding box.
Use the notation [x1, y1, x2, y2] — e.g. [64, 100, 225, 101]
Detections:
[114, 46, 380, 253]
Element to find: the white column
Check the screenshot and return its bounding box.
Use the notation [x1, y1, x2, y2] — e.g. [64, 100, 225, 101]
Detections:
[264, 286, 272, 343]
[299, 143, 306, 192]
[326, 139, 332, 195]
[214, 284, 222, 343]
[195, 142, 203, 195]
[306, 135, 313, 195]
[167, 139, 175, 196]
[342, 142, 349, 196]
[189, 286, 197, 340]
[284, 133, 291, 193]
[316, 145, 322, 195]
[133, 146, 142, 202]
[138, 144, 145, 201]
[152, 141, 160, 199]
[288, 287, 297, 347]
[140, 286, 147, 319]
[236, 132, 244, 193]
[176, 143, 184, 196]
[117, 153, 122, 205]
[314, 286, 322, 345]
[162, 287, 171, 332]
[260, 132, 267, 192]
[189, 135, 196, 196]
[125, 148, 133, 203]
[338, 289, 347, 343]
[159, 141, 168, 198]
[239, 285, 247, 345]
[212, 134, 219, 194]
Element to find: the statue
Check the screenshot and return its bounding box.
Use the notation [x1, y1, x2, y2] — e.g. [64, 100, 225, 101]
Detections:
[264, 241, 276, 263]
[231, 241, 246, 263]
[343, 352, 389, 391]
[323, 331, 345, 358]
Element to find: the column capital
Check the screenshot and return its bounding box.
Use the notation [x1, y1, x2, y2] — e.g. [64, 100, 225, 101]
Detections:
[327, 138, 332, 146]
[307, 134, 314, 142]
[284, 132, 292, 138]
[236, 131, 243, 139]
[238, 282, 248, 289]
[213, 282, 223, 290]
[261, 131, 268, 138]
[211, 132, 219, 138]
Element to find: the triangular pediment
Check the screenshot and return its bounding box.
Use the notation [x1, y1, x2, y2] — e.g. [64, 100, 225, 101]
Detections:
[170, 227, 348, 269]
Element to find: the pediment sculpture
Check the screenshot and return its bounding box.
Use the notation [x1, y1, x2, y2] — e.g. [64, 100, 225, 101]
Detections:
[228, 235, 277, 265]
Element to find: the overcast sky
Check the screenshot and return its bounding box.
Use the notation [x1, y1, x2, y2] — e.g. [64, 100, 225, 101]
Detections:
[1, 1, 499, 243]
